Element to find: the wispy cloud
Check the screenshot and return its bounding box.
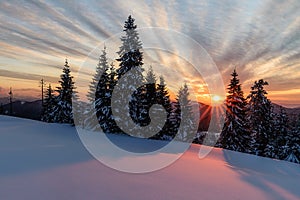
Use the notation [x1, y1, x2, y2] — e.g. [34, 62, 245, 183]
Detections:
[0, 69, 57, 83]
[0, 0, 299, 106]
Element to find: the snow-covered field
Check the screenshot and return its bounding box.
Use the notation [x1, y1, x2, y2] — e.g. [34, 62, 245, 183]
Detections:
[0, 115, 299, 200]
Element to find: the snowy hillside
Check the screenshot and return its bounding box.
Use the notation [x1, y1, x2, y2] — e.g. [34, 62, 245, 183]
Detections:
[0, 115, 299, 200]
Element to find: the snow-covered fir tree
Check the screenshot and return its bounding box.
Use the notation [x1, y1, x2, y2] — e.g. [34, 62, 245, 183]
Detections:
[218, 69, 253, 153]
[105, 63, 121, 133]
[154, 75, 175, 140]
[87, 46, 109, 103]
[41, 84, 56, 123]
[95, 62, 120, 133]
[247, 79, 274, 157]
[52, 59, 77, 124]
[116, 15, 143, 80]
[283, 114, 300, 163]
[131, 66, 157, 127]
[174, 83, 196, 142]
[113, 15, 144, 135]
[273, 107, 290, 159]
[85, 46, 110, 131]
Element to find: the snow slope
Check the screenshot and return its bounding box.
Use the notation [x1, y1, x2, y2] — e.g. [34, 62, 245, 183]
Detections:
[0, 115, 299, 200]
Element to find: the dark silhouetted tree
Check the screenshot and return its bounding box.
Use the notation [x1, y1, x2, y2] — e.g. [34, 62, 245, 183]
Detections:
[174, 83, 196, 142]
[218, 69, 253, 153]
[85, 46, 110, 131]
[87, 46, 109, 103]
[113, 15, 144, 135]
[41, 84, 56, 122]
[52, 59, 77, 124]
[283, 114, 300, 163]
[247, 79, 274, 156]
[272, 107, 290, 159]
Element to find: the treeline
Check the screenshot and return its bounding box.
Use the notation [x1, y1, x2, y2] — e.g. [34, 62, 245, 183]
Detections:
[41, 59, 77, 124]
[84, 16, 196, 142]
[39, 15, 299, 164]
[215, 70, 300, 163]
[41, 15, 196, 143]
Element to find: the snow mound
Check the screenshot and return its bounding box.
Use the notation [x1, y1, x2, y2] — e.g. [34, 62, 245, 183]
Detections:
[0, 115, 299, 200]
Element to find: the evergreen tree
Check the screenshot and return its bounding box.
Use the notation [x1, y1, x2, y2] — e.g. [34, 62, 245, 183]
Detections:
[85, 46, 110, 130]
[116, 15, 143, 80]
[273, 107, 290, 159]
[113, 15, 144, 136]
[117, 15, 142, 62]
[52, 59, 77, 124]
[174, 83, 196, 142]
[283, 114, 300, 163]
[41, 84, 56, 122]
[247, 79, 274, 156]
[144, 66, 157, 119]
[218, 69, 252, 153]
[87, 46, 109, 102]
[105, 63, 121, 133]
[153, 76, 175, 140]
[95, 62, 120, 133]
[130, 66, 157, 127]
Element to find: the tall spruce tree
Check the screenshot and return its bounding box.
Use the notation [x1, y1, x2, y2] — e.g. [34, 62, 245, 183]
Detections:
[247, 79, 274, 156]
[105, 63, 121, 133]
[52, 59, 76, 124]
[113, 15, 144, 135]
[85, 46, 110, 131]
[95, 61, 119, 133]
[283, 114, 300, 163]
[87, 46, 109, 102]
[273, 107, 290, 159]
[131, 66, 157, 127]
[154, 76, 175, 140]
[41, 84, 56, 122]
[174, 83, 196, 142]
[218, 69, 252, 153]
[116, 15, 143, 80]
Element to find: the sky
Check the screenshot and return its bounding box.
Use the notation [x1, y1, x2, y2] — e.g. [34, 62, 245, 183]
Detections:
[0, 0, 299, 107]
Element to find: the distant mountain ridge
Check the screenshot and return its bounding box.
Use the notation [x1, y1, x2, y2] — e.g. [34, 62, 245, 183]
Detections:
[1, 100, 42, 120]
[272, 103, 300, 120]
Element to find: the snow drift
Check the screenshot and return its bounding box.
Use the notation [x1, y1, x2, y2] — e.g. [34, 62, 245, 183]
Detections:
[0, 116, 299, 200]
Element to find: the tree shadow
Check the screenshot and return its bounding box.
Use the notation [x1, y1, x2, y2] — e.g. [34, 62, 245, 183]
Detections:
[223, 150, 300, 200]
[0, 118, 93, 177]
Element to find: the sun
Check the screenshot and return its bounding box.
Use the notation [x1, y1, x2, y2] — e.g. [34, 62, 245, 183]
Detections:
[212, 95, 221, 102]
[211, 95, 224, 106]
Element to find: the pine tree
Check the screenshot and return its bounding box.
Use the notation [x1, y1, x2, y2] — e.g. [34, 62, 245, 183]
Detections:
[52, 59, 77, 124]
[105, 63, 121, 133]
[116, 15, 143, 79]
[273, 107, 290, 159]
[95, 61, 120, 133]
[218, 69, 252, 153]
[174, 83, 196, 142]
[143, 66, 157, 122]
[87, 46, 109, 103]
[247, 79, 274, 157]
[153, 76, 174, 140]
[117, 15, 142, 61]
[41, 84, 56, 122]
[129, 66, 157, 127]
[113, 15, 144, 136]
[85, 46, 110, 130]
[283, 114, 300, 163]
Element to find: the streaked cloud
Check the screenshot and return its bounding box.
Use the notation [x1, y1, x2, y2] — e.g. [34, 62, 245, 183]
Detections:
[0, 0, 299, 107]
